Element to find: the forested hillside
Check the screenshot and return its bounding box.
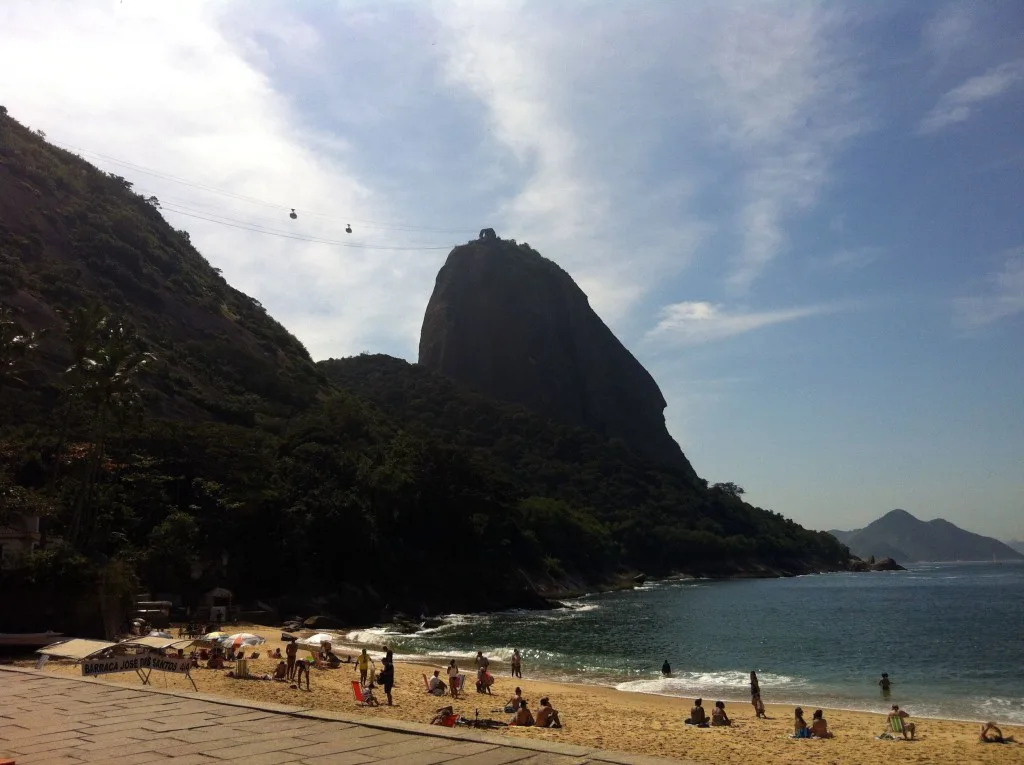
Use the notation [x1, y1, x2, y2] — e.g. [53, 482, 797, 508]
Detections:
[0, 108, 849, 636]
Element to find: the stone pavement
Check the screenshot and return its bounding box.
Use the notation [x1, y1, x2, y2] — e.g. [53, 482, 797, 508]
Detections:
[0, 668, 693, 765]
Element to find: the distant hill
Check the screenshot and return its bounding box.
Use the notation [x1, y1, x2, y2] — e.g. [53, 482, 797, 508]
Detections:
[1006, 540, 1024, 556]
[830, 509, 1024, 563]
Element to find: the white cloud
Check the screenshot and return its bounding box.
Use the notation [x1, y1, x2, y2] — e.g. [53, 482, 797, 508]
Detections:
[694, 4, 871, 292]
[918, 60, 1024, 134]
[647, 301, 838, 345]
[953, 249, 1024, 331]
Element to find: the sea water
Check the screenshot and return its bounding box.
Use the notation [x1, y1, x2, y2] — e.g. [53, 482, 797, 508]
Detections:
[346, 562, 1024, 725]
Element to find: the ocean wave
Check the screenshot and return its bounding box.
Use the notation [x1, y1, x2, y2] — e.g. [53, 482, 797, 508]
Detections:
[615, 670, 801, 697]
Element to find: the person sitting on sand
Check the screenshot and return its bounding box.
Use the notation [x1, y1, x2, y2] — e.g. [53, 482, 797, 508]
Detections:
[711, 701, 731, 726]
[273, 661, 288, 681]
[535, 697, 562, 729]
[980, 722, 1015, 744]
[270, 647, 282, 659]
[810, 709, 833, 738]
[887, 705, 916, 740]
[511, 699, 534, 727]
[208, 654, 224, 670]
[662, 659, 671, 676]
[505, 687, 525, 714]
[793, 707, 811, 738]
[685, 698, 708, 727]
[428, 669, 447, 695]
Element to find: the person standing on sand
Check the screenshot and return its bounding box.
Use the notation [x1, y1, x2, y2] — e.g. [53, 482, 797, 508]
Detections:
[357, 648, 372, 685]
[750, 671, 767, 718]
[285, 639, 297, 680]
[294, 657, 310, 690]
[447, 659, 460, 696]
[378, 659, 394, 705]
[511, 649, 522, 678]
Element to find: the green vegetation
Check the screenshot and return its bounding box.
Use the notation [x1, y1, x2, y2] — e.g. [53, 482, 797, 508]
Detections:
[0, 109, 849, 635]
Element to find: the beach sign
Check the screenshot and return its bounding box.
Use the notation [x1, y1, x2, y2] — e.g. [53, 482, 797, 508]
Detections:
[82, 653, 191, 677]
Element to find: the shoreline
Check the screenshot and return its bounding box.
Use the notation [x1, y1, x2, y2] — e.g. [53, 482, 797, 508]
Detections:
[19, 625, 1022, 765]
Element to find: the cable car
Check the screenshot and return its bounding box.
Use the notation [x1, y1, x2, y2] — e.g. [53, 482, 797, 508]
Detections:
[345, 224, 352, 234]
[289, 208, 297, 220]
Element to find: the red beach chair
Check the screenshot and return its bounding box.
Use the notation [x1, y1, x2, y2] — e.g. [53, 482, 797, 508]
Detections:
[351, 679, 379, 706]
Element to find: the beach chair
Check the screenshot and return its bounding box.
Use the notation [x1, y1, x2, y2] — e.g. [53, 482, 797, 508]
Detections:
[453, 673, 466, 697]
[351, 680, 379, 706]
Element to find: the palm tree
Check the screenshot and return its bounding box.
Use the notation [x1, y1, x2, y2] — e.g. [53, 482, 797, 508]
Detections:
[64, 313, 155, 547]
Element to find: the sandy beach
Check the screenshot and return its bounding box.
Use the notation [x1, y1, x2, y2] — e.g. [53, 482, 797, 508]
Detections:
[26, 626, 1022, 765]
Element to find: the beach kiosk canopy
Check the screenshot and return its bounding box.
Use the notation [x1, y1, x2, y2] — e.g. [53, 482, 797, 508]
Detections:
[37, 636, 196, 690]
[37, 638, 117, 660]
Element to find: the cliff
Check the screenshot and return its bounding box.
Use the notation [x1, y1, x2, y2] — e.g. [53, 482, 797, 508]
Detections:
[418, 232, 696, 477]
[830, 509, 1024, 563]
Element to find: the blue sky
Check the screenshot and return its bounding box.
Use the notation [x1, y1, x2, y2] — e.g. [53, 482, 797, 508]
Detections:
[2, 1, 1021, 539]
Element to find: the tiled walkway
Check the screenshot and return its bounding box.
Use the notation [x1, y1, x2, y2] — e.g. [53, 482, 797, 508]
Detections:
[0, 668, 690, 765]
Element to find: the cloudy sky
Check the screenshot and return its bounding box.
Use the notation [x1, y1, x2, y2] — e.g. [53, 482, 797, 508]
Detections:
[2, 1, 1022, 539]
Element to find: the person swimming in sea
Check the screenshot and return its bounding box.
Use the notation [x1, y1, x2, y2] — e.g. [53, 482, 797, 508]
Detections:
[662, 659, 671, 676]
[879, 672, 891, 695]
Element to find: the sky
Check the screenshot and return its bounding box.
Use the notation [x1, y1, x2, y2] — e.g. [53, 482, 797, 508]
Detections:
[1, 1, 1022, 539]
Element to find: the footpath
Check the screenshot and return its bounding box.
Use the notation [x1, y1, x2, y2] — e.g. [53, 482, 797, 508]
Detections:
[0, 667, 693, 765]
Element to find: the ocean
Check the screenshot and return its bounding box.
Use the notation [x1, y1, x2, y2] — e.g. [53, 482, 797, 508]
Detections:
[345, 562, 1024, 725]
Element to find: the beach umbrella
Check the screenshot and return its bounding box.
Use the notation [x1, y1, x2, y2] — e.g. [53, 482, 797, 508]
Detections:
[202, 631, 228, 641]
[147, 630, 174, 639]
[223, 633, 265, 648]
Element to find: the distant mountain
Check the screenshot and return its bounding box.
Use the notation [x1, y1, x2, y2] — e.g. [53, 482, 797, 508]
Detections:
[1006, 540, 1024, 556]
[830, 509, 1024, 563]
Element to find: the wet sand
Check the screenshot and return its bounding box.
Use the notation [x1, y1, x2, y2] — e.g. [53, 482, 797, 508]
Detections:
[29, 626, 1022, 765]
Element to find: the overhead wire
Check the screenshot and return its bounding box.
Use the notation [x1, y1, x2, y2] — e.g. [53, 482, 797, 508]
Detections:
[52, 140, 479, 235]
[155, 201, 454, 250]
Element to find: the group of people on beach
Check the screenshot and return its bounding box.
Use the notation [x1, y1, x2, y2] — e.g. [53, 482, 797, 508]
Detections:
[504, 687, 562, 728]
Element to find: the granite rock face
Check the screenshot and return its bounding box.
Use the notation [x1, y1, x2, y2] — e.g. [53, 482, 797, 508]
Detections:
[418, 234, 697, 477]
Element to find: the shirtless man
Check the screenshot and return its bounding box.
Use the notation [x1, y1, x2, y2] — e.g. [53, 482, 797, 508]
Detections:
[888, 705, 916, 739]
[505, 687, 524, 713]
[686, 698, 708, 726]
[535, 697, 561, 728]
[285, 639, 298, 680]
[512, 699, 534, 726]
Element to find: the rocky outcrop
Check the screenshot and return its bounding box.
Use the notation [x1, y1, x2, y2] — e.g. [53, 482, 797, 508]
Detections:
[418, 233, 697, 477]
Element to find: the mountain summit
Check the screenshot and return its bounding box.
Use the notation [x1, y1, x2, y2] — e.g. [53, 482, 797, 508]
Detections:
[830, 509, 1023, 563]
[418, 231, 695, 476]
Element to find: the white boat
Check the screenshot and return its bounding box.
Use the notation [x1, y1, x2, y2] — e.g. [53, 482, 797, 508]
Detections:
[0, 630, 64, 648]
